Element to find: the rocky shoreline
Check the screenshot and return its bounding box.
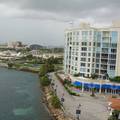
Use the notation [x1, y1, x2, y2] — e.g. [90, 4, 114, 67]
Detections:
[0, 63, 8, 68]
[0, 63, 72, 120]
[41, 86, 72, 120]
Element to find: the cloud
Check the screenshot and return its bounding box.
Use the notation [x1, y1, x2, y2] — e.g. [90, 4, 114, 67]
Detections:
[0, 0, 119, 23]
[0, 3, 21, 17]
[0, 0, 120, 46]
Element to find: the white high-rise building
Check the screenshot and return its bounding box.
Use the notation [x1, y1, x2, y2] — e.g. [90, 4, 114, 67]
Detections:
[64, 21, 120, 79]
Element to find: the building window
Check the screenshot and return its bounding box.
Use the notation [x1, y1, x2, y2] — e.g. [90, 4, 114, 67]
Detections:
[110, 66, 115, 70]
[81, 63, 86, 67]
[82, 42, 87, 46]
[81, 52, 87, 56]
[75, 57, 78, 61]
[89, 42, 91, 46]
[111, 49, 117, 53]
[88, 53, 91, 56]
[81, 47, 87, 51]
[111, 31, 118, 43]
[96, 53, 100, 57]
[81, 58, 86, 61]
[111, 43, 117, 48]
[88, 58, 90, 62]
[109, 54, 116, 59]
[73, 32, 75, 35]
[88, 47, 91, 51]
[76, 52, 78, 56]
[89, 31, 92, 35]
[77, 32, 79, 35]
[102, 43, 109, 47]
[93, 42, 96, 46]
[102, 48, 108, 53]
[80, 68, 86, 72]
[82, 31, 88, 36]
[76, 42, 79, 45]
[88, 64, 90, 67]
[75, 68, 77, 71]
[109, 60, 116, 64]
[96, 64, 99, 68]
[97, 42, 101, 47]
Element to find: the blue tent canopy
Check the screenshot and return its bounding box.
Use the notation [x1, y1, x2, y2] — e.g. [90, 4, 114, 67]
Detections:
[102, 84, 111, 89]
[102, 84, 120, 90]
[73, 81, 82, 86]
[94, 84, 100, 89]
[84, 83, 89, 88]
[88, 83, 95, 88]
[73, 81, 120, 90]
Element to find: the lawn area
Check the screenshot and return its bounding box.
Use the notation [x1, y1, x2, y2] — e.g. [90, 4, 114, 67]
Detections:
[54, 64, 63, 70]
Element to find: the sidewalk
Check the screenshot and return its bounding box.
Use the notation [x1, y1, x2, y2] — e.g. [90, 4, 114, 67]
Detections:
[50, 72, 109, 120]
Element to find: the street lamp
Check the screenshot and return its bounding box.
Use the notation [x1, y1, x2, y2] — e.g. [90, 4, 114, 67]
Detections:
[51, 79, 54, 87]
[76, 104, 81, 120]
[61, 95, 65, 106]
[118, 113, 120, 119]
[54, 85, 58, 95]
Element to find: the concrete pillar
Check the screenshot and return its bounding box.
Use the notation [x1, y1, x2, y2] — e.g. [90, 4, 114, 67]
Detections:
[105, 89, 107, 94]
[82, 82, 84, 92]
[111, 90, 113, 94]
[99, 84, 102, 94]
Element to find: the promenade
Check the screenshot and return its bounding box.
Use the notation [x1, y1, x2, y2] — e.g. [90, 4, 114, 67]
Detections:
[50, 73, 109, 120]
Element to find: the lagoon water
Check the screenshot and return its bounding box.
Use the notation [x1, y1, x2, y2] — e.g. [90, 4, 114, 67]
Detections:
[0, 67, 51, 120]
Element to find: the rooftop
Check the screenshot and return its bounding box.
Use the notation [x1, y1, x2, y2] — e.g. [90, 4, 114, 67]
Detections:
[108, 98, 120, 110]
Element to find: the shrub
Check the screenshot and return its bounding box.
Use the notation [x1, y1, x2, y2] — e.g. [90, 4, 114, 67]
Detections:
[63, 79, 71, 86]
[91, 73, 98, 79]
[75, 85, 82, 89]
[90, 88, 96, 97]
[112, 95, 117, 98]
[108, 110, 120, 120]
[39, 63, 55, 77]
[8, 62, 14, 68]
[64, 86, 79, 96]
[39, 64, 48, 77]
[51, 95, 61, 108]
[73, 73, 80, 77]
[40, 76, 51, 86]
[110, 76, 120, 83]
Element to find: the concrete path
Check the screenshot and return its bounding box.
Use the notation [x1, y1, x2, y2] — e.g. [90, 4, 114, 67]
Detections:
[50, 73, 109, 120]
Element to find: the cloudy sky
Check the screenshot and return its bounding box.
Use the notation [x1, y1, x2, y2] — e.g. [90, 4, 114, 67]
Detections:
[0, 0, 119, 46]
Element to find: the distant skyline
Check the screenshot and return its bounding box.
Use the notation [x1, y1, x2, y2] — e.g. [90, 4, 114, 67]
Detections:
[0, 0, 120, 46]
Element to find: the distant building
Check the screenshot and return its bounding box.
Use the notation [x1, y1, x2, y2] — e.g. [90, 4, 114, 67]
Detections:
[0, 50, 24, 60]
[0, 43, 7, 49]
[30, 50, 63, 59]
[64, 21, 120, 79]
[7, 41, 26, 49]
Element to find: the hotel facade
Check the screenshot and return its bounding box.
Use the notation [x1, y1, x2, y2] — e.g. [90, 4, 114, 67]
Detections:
[64, 22, 120, 79]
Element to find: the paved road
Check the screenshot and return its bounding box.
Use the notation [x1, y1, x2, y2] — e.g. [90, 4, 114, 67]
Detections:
[50, 73, 109, 120]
